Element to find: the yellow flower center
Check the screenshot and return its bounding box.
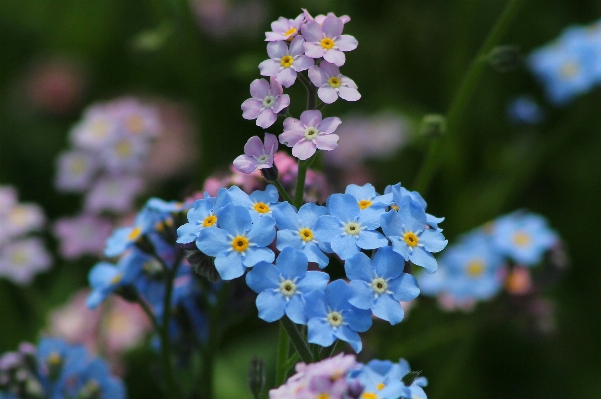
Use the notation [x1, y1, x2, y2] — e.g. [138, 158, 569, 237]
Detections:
[358, 199, 372, 210]
[466, 260, 485, 277]
[298, 228, 314, 242]
[279, 279, 297, 298]
[560, 61, 579, 79]
[284, 27, 297, 37]
[47, 352, 62, 365]
[512, 231, 530, 247]
[391, 204, 399, 211]
[203, 215, 217, 227]
[362, 393, 377, 399]
[253, 202, 270, 214]
[403, 232, 419, 247]
[344, 221, 362, 236]
[128, 226, 142, 241]
[328, 76, 341, 88]
[280, 55, 294, 68]
[327, 311, 343, 327]
[316, 394, 330, 399]
[231, 236, 249, 252]
[377, 383, 386, 390]
[11, 249, 28, 266]
[321, 37, 334, 49]
[69, 158, 88, 175]
[110, 273, 123, 285]
[115, 140, 133, 158]
[126, 115, 145, 133]
[304, 127, 319, 140]
[90, 120, 109, 138]
[371, 277, 388, 294]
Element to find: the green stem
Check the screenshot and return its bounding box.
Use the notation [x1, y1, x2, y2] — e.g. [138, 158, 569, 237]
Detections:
[413, 0, 526, 193]
[297, 73, 317, 110]
[158, 249, 183, 399]
[272, 179, 294, 204]
[138, 298, 160, 332]
[280, 317, 314, 364]
[274, 324, 291, 387]
[293, 155, 317, 208]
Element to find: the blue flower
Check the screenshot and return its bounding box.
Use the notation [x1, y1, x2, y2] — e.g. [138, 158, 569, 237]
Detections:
[86, 249, 147, 308]
[245, 247, 329, 323]
[507, 95, 544, 125]
[176, 189, 231, 244]
[196, 204, 275, 280]
[272, 201, 331, 268]
[348, 358, 428, 399]
[490, 211, 558, 266]
[314, 194, 388, 260]
[304, 279, 372, 353]
[387, 183, 444, 230]
[344, 183, 393, 221]
[380, 199, 447, 273]
[104, 206, 158, 257]
[345, 247, 419, 325]
[226, 184, 280, 221]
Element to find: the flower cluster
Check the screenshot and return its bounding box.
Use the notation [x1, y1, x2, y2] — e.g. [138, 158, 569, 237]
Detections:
[236, 10, 361, 171]
[270, 353, 428, 399]
[419, 210, 562, 311]
[0, 185, 51, 284]
[528, 19, 601, 105]
[0, 338, 125, 399]
[178, 182, 447, 352]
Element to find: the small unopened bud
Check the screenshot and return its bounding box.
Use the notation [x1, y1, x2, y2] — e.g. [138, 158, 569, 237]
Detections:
[46, 352, 63, 381]
[420, 114, 446, 138]
[135, 235, 156, 255]
[347, 379, 364, 399]
[247, 356, 266, 399]
[183, 246, 221, 283]
[488, 45, 521, 72]
[260, 165, 279, 182]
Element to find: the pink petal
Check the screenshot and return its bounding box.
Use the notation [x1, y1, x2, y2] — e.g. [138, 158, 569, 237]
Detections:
[265, 32, 286, 42]
[267, 41, 288, 59]
[336, 35, 358, 51]
[259, 59, 280, 77]
[319, 61, 340, 77]
[272, 94, 290, 113]
[269, 76, 284, 96]
[256, 109, 277, 128]
[241, 99, 263, 119]
[314, 134, 339, 151]
[304, 42, 325, 59]
[244, 135, 266, 157]
[277, 68, 297, 88]
[301, 20, 323, 43]
[233, 155, 258, 174]
[323, 49, 346, 67]
[338, 86, 361, 101]
[264, 133, 279, 154]
[322, 15, 343, 38]
[271, 17, 289, 33]
[317, 87, 339, 104]
[308, 65, 327, 86]
[292, 55, 314, 72]
[300, 110, 322, 128]
[319, 117, 342, 133]
[283, 117, 303, 132]
[340, 15, 351, 24]
[341, 76, 358, 89]
[288, 36, 305, 56]
[292, 140, 317, 160]
[250, 79, 270, 99]
[279, 130, 304, 147]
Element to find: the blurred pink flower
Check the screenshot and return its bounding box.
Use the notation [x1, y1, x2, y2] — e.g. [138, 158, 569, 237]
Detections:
[53, 214, 113, 259]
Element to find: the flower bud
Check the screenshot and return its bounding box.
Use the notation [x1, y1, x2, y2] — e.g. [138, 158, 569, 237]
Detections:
[247, 356, 266, 399]
[488, 45, 521, 72]
[420, 114, 446, 138]
[183, 246, 220, 283]
[260, 165, 279, 183]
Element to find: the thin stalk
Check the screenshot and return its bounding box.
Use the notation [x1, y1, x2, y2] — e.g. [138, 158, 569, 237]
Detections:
[138, 298, 161, 332]
[280, 317, 314, 364]
[274, 324, 291, 386]
[272, 179, 294, 204]
[297, 73, 317, 110]
[413, 0, 526, 193]
[293, 155, 317, 208]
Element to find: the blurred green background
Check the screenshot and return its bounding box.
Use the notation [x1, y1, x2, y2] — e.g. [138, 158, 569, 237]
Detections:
[1, 0, 601, 397]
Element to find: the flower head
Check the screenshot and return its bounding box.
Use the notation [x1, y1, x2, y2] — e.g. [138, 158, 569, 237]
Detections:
[280, 110, 341, 160]
[233, 133, 279, 174]
[308, 61, 360, 104]
[302, 14, 358, 66]
[259, 37, 314, 87]
[241, 77, 290, 128]
[265, 14, 304, 42]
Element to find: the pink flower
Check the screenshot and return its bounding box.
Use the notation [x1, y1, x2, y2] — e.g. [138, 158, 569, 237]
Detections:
[308, 61, 360, 104]
[302, 9, 351, 26]
[259, 36, 314, 88]
[280, 110, 341, 160]
[265, 13, 304, 42]
[241, 77, 290, 128]
[53, 214, 113, 259]
[301, 14, 358, 66]
[233, 133, 278, 173]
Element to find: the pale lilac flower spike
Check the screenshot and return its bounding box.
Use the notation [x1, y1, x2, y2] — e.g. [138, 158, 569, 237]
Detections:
[265, 14, 304, 42]
[280, 110, 341, 160]
[308, 61, 361, 104]
[233, 133, 278, 174]
[302, 14, 358, 67]
[259, 36, 314, 88]
[241, 77, 290, 129]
